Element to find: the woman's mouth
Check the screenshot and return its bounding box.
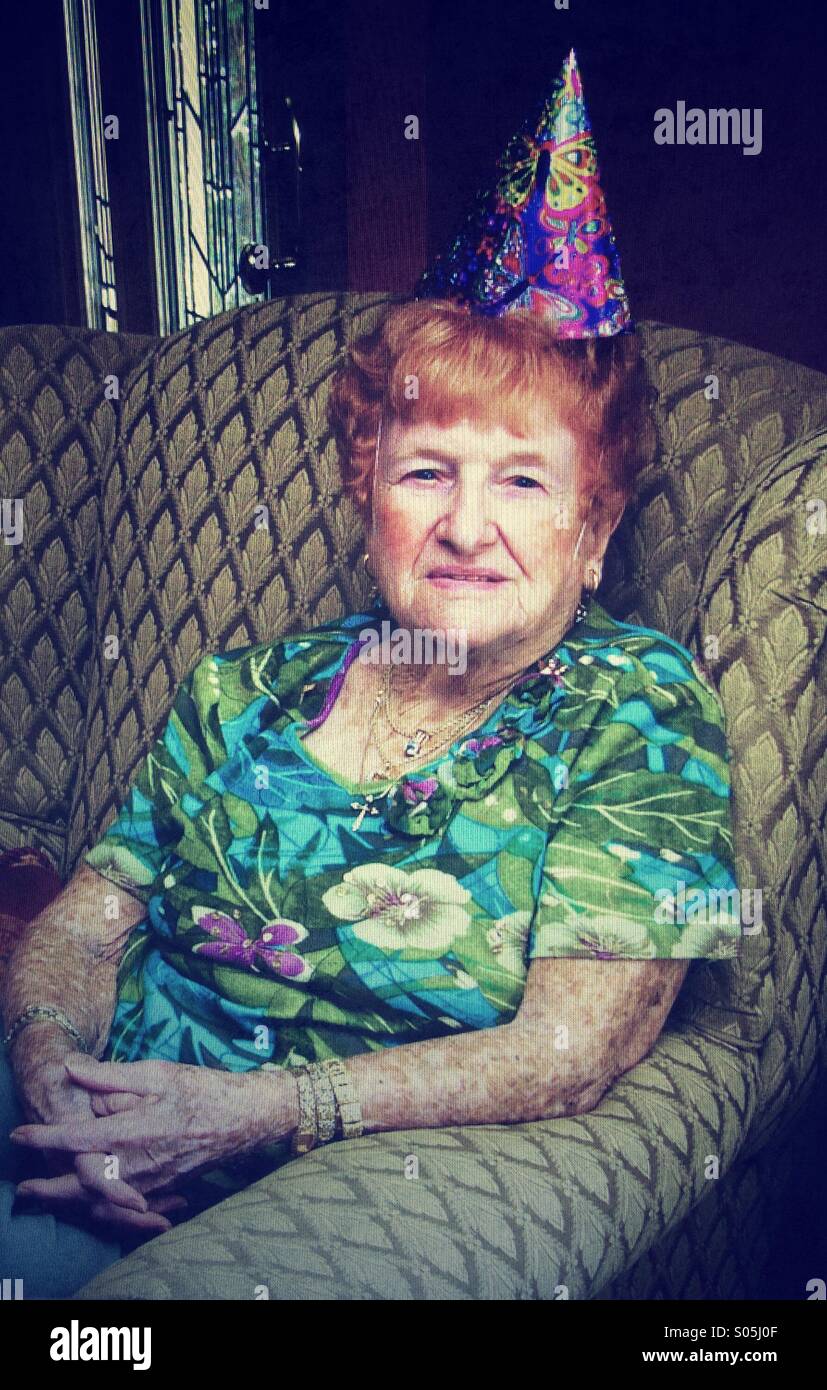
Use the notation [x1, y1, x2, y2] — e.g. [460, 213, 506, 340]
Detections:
[427, 569, 508, 590]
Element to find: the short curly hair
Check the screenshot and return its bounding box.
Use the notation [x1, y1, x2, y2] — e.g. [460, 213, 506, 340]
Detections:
[327, 299, 659, 526]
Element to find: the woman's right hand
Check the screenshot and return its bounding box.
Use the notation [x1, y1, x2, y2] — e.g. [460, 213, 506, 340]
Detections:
[11, 1034, 186, 1234]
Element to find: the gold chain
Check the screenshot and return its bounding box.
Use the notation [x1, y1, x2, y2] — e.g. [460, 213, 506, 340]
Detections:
[380, 661, 499, 743]
[351, 607, 585, 799]
[357, 664, 503, 784]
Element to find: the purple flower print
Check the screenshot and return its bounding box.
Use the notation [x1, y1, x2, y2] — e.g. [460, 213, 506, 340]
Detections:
[402, 777, 439, 805]
[192, 910, 313, 980]
[459, 735, 503, 756]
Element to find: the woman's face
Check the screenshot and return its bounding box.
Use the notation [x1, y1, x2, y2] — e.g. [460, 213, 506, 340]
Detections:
[367, 410, 617, 661]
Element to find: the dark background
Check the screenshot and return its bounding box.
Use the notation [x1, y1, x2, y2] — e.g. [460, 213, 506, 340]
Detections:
[1, 0, 825, 372]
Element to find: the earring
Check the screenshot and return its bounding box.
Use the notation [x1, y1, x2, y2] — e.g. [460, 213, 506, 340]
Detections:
[574, 592, 591, 624]
[575, 566, 600, 624]
[361, 552, 380, 605]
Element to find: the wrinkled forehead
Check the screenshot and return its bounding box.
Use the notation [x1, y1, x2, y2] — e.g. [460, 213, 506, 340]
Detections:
[380, 409, 585, 471]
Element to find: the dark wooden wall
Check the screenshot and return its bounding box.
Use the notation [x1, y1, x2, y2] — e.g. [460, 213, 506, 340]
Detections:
[1, 0, 825, 374]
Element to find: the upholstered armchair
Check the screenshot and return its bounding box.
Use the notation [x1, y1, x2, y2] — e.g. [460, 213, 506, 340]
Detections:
[1, 295, 825, 1299]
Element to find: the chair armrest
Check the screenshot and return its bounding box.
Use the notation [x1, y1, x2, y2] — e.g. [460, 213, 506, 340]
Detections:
[71, 1029, 760, 1301]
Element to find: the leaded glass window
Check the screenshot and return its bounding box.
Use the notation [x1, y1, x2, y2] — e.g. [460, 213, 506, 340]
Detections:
[63, 0, 267, 333]
[141, 0, 266, 332]
[63, 0, 119, 330]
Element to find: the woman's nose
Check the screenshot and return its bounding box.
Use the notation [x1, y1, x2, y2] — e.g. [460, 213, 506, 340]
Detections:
[435, 482, 497, 548]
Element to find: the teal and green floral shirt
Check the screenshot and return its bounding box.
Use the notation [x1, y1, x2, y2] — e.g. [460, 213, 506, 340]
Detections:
[83, 600, 741, 1209]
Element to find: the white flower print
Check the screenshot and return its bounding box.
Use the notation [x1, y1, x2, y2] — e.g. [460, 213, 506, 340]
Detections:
[486, 910, 533, 975]
[321, 862, 472, 952]
[533, 914, 658, 959]
[671, 920, 741, 959]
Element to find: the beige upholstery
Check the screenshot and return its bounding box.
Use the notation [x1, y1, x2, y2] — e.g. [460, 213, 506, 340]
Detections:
[1, 296, 825, 1298]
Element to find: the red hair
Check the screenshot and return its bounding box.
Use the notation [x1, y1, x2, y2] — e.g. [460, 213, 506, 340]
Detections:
[327, 299, 658, 524]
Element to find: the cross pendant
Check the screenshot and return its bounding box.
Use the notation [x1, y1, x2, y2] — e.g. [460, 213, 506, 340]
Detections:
[350, 795, 380, 831]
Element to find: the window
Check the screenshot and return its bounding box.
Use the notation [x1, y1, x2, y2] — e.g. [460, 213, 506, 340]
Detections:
[63, 0, 269, 333]
[140, 0, 265, 330]
[63, 0, 119, 329]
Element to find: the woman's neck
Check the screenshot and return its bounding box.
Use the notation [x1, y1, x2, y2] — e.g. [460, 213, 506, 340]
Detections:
[367, 611, 573, 722]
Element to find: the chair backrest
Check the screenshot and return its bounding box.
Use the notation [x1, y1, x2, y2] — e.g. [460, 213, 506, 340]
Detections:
[7, 295, 822, 1119]
[0, 324, 155, 870]
[65, 294, 390, 868]
[600, 325, 827, 1137]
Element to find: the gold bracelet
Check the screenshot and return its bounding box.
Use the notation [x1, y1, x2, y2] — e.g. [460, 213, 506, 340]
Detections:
[1, 1005, 91, 1054]
[319, 1058, 364, 1139]
[306, 1063, 338, 1144]
[290, 1067, 318, 1155]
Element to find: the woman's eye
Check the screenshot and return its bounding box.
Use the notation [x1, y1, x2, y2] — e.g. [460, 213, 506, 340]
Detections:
[399, 469, 548, 489]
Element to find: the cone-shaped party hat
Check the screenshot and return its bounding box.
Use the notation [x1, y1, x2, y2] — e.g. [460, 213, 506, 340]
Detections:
[412, 48, 633, 337]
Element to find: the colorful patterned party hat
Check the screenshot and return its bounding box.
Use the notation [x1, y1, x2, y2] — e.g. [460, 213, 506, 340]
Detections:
[412, 48, 633, 337]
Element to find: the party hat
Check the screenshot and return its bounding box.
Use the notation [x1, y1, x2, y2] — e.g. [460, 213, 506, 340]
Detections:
[412, 48, 633, 337]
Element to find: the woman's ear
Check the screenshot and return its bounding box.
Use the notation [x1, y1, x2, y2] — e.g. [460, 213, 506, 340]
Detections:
[357, 488, 373, 533]
[579, 495, 624, 584]
[602, 497, 626, 546]
[589, 494, 625, 558]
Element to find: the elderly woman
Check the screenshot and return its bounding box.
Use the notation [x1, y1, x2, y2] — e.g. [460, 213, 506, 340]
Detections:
[0, 298, 739, 1296]
[0, 55, 740, 1298]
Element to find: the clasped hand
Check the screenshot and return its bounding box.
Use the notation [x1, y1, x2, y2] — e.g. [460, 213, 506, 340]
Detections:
[11, 1054, 264, 1235]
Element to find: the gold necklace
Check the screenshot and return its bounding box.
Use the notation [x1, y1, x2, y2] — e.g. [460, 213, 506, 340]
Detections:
[356, 664, 502, 788]
[372, 702, 488, 780]
[348, 614, 581, 826]
[379, 661, 501, 757]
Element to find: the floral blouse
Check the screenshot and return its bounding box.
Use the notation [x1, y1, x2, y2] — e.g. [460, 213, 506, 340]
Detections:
[82, 600, 741, 1211]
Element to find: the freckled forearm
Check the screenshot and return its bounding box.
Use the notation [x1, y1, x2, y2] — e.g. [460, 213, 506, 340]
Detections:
[0, 865, 145, 1066]
[317, 965, 684, 1139]
[240, 961, 690, 1157]
[344, 1023, 593, 1131]
[246, 1023, 595, 1155]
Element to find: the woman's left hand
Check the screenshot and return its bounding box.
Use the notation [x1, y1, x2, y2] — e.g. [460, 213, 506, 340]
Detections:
[10, 1054, 287, 1201]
